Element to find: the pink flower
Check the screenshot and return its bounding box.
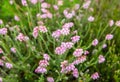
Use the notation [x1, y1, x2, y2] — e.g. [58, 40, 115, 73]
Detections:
[91, 72, 99, 80]
[41, 2, 50, 8]
[102, 44, 107, 49]
[30, 0, 38, 4]
[73, 56, 86, 65]
[53, 5, 59, 10]
[57, 0, 63, 6]
[43, 54, 50, 61]
[39, 60, 49, 67]
[0, 48, 3, 54]
[98, 55, 105, 63]
[0, 59, 4, 66]
[52, 29, 61, 38]
[71, 35, 80, 43]
[33, 26, 39, 38]
[105, 34, 113, 40]
[60, 60, 68, 68]
[82, 1, 91, 9]
[84, 50, 89, 55]
[61, 42, 74, 49]
[74, 4, 80, 10]
[35, 66, 47, 74]
[39, 26, 48, 33]
[41, 8, 49, 13]
[88, 16, 94, 22]
[62, 22, 74, 29]
[72, 68, 79, 78]
[0, 28, 7, 35]
[16, 33, 25, 42]
[10, 47, 16, 53]
[65, 13, 73, 19]
[46, 12, 53, 19]
[40, 14, 48, 19]
[5, 62, 13, 69]
[47, 77, 54, 82]
[65, 64, 75, 72]
[14, 15, 20, 21]
[109, 20, 114, 27]
[61, 28, 70, 35]
[55, 46, 66, 55]
[0, 77, 2, 82]
[92, 39, 98, 46]
[115, 20, 120, 27]
[0, 19, 3, 25]
[21, 0, 28, 6]
[73, 48, 83, 57]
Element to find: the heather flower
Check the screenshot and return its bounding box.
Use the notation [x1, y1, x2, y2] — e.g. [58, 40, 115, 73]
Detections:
[52, 29, 61, 38]
[35, 66, 47, 74]
[24, 36, 29, 41]
[63, 9, 68, 16]
[65, 13, 73, 19]
[0, 59, 4, 66]
[57, 0, 63, 6]
[55, 46, 66, 55]
[14, 15, 20, 21]
[61, 28, 70, 35]
[41, 8, 49, 13]
[40, 14, 48, 19]
[109, 20, 114, 27]
[74, 4, 80, 10]
[30, 0, 38, 4]
[53, 5, 59, 10]
[39, 60, 49, 67]
[115, 20, 120, 27]
[72, 68, 79, 78]
[33, 26, 39, 38]
[105, 34, 113, 40]
[98, 55, 105, 63]
[46, 12, 53, 19]
[73, 48, 83, 57]
[39, 26, 48, 33]
[37, 21, 44, 25]
[47, 77, 54, 82]
[71, 35, 80, 43]
[102, 44, 107, 49]
[21, 0, 28, 6]
[88, 16, 94, 22]
[91, 72, 99, 80]
[41, 2, 50, 8]
[1, 56, 6, 60]
[84, 50, 89, 55]
[65, 64, 75, 72]
[0, 28, 7, 35]
[62, 22, 74, 29]
[5, 62, 13, 69]
[82, 1, 91, 9]
[73, 56, 86, 65]
[61, 42, 74, 49]
[92, 39, 98, 46]
[60, 60, 68, 68]
[0, 48, 3, 54]
[0, 77, 2, 82]
[10, 47, 16, 53]
[0, 19, 3, 25]
[16, 33, 25, 42]
[43, 54, 50, 61]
